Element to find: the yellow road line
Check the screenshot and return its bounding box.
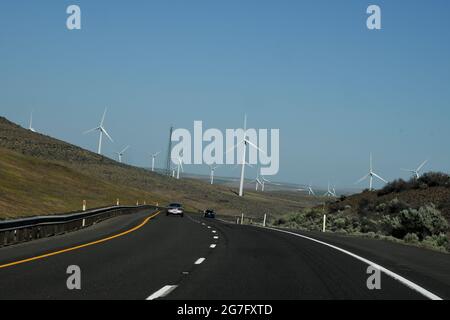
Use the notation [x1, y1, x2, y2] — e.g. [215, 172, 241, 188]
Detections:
[0, 210, 161, 270]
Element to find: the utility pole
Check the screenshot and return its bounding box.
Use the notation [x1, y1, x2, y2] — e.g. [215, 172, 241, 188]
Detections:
[165, 126, 173, 176]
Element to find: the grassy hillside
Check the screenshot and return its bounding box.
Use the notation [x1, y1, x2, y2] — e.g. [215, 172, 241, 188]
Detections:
[0, 117, 321, 219]
[0, 147, 163, 219]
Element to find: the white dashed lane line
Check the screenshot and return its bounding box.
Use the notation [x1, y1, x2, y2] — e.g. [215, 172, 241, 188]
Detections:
[195, 258, 206, 265]
[151, 215, 218, 300]
[146, 285, 178, 300]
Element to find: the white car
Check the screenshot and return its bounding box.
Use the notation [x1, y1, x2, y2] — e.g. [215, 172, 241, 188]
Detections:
[166, 203, 184, 217]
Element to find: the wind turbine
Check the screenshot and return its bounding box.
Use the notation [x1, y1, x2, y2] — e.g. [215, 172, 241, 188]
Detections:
[401, 160, 428, 179]
[115, 146, 130, 163]
[323, 182, 336, 197]
[332, 185, 337, 197]
[227, 115, 266, 197]
[172, 156, 184, 180]
[306, 183, 315, 196]
[209, 164, 219, 185]
[83, 108, 113, 154]
[260, 176, 273, 192]
[149, 151, 161, 172]
[248, 171, 262, 191]
[356, 153, 387, 191]
[28, 112, 36, 132]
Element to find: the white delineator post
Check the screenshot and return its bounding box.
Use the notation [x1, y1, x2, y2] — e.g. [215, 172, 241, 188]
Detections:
[322, 214, 327, 232]
[263, 214, 267, 227]
[210, 168, 215, 185]
[82, 200, 86, 211]
[116, 198, 120, 206]
[241, 213, 244, 225]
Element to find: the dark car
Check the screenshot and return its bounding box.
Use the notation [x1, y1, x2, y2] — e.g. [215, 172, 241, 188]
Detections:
[204, 209, 216, 219]
[166, 203, 184, 217]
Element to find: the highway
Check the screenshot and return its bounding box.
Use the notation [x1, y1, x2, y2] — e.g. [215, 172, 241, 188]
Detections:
[0, 208, 448, 300]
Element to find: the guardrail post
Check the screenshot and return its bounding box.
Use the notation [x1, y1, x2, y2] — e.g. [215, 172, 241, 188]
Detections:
[322, 214, 327, 232]
[83, 200, 86, 211]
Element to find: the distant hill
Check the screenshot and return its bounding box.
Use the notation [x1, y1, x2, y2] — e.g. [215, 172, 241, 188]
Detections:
[0, 117, 322, 219]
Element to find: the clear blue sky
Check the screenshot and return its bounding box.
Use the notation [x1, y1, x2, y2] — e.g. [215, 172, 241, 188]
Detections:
[1, 0, 450, 191]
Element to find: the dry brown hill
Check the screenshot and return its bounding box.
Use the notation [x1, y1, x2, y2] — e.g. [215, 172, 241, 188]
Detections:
[0, 116, 321, 219]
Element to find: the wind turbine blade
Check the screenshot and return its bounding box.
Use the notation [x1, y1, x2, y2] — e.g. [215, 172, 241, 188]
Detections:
[245, 139, 267, 155]
[355, 173, 370, 184]
[100, 108, 107, 126]
[224, 142, 242, 155]
[417, 160, 428, 171]
[372, 172, 387, 183]
[83, 127, 99, 135]
[243, 114, 247, 132]
[102, 128, 114, 142]
[370, 153, 373, 171]
[401, 168, 414, 172]
[121, 145, 130, 154]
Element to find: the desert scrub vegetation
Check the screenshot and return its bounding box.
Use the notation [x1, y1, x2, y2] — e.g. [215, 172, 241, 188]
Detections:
[378, 172, 450, 196]
[272, 198, 449, 253]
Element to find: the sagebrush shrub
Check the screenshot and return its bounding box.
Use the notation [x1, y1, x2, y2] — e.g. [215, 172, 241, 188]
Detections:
[404, 233, 419, 243]
[398, 204, 449, 240]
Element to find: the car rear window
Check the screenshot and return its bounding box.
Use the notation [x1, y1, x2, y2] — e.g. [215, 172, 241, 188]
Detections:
[169, 203, 181, 208]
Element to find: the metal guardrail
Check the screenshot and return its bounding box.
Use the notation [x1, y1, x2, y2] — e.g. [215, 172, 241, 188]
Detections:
[0, 205, 158, 247]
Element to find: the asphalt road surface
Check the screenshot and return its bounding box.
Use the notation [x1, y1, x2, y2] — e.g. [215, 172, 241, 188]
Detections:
[0, 208, 448, 300]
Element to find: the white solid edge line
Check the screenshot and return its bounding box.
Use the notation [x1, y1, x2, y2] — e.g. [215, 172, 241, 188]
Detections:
[146, 285, 178, 300]
[266, 227, 443, 301]
[210, 244, 217, 248]
[195, 258, 206, 265]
